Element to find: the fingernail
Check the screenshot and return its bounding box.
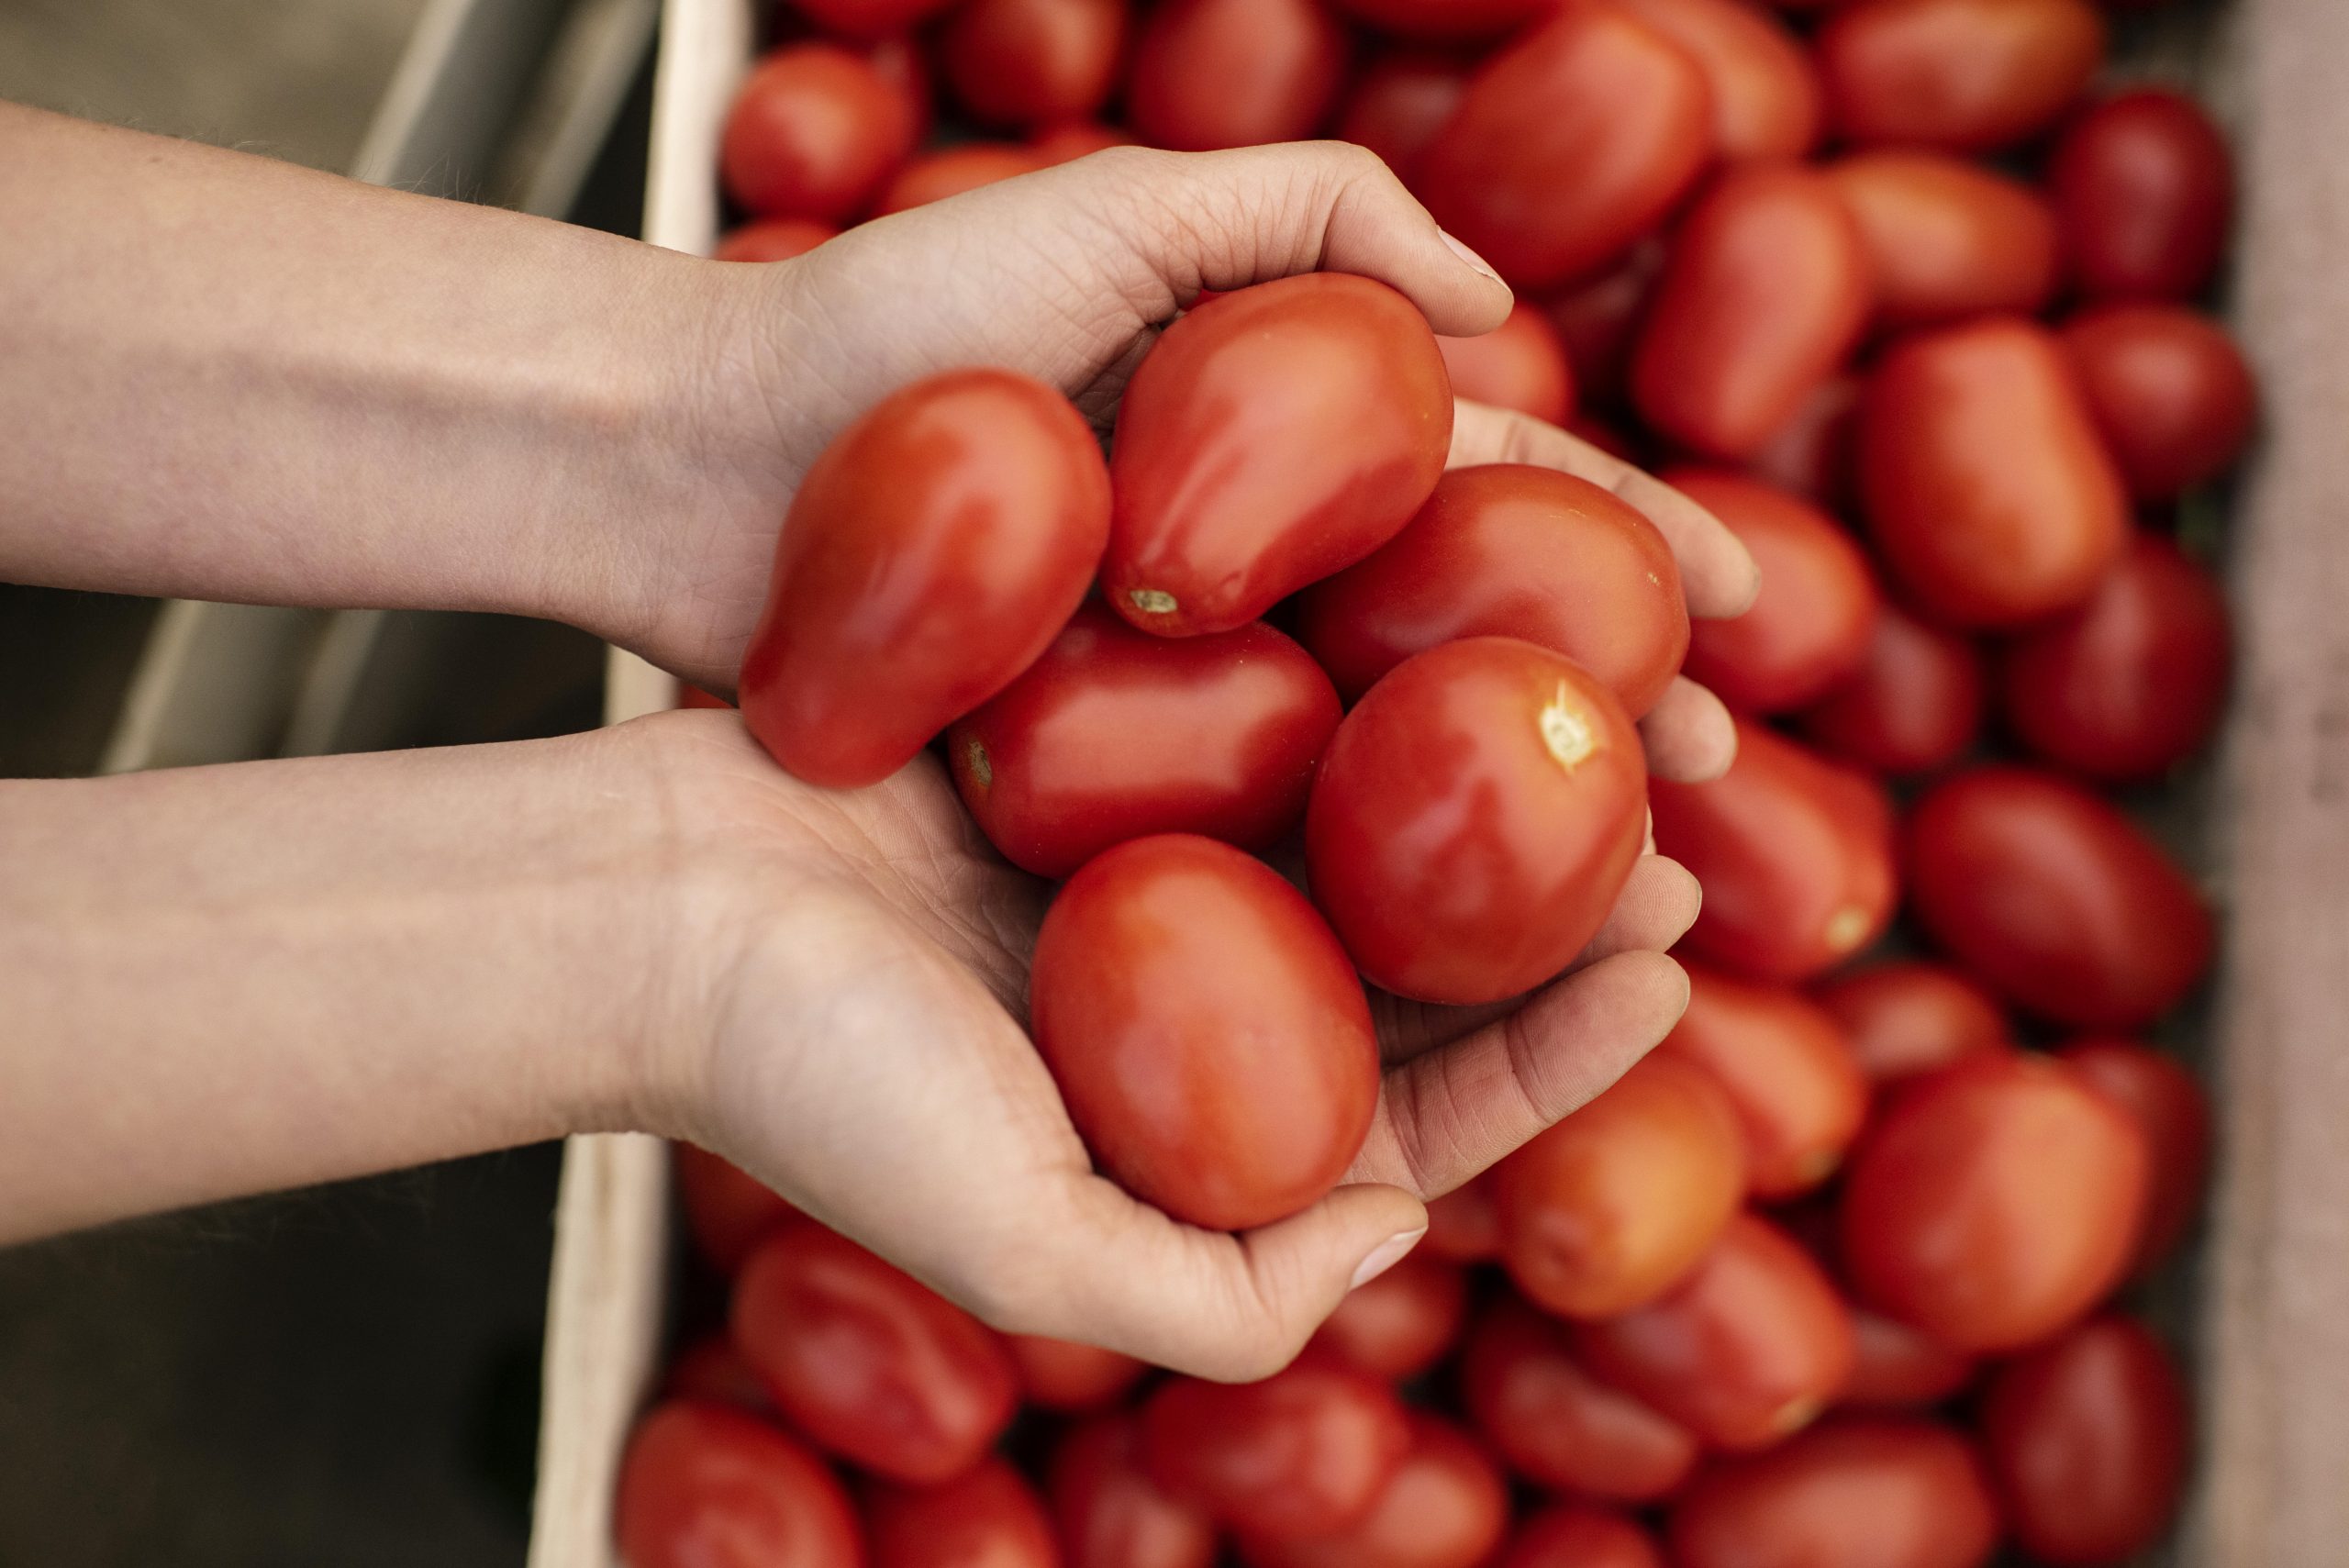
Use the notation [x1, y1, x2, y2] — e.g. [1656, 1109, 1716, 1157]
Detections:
[1350, 1228, 1428, 1290]
[1438, 228, 1502, 284]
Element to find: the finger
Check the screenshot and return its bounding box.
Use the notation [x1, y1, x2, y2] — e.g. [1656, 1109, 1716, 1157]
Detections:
[1641, 675, 1740, 783]
[1448, 401, 1760, 618]
[1576, 854, 1702, 966]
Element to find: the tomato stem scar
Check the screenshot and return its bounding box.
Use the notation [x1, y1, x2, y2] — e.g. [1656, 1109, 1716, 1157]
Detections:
[1823, 906, 1871, 953]
[1539, 682, 1598, 772]
[1128, 587, 1179, 616]
[965, 739, 993, 790]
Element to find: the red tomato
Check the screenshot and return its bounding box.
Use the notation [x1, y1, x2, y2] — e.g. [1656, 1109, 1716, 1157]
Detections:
[1030, 120, 1133, 161]
[1666, 1418, 2000, 1568]
[1126, 0, 1345, 150]
[731, 1221, 1019, 1484]
[1747, 373, 1860, 509]
[1338, 48, 1472, 186]
[1106, 274, 1453, 637]
[1421, 1174, 1502, 1263]
[2061, 305, 2258, 500]
[1460, 1295, 1701, 1501]
[1828, 151, 2059, 328]
[1307, 1254, 1469, 1382]
[720, 45, 920, 221]
[871, 142, 1052, 213]
[1857, 317, 2128, 627]
[2056, 1038, 2210, 1272]
[1999, 531, 2232, 782]
[1840, 1053, 2150, 1352]
[1796, 602, 1986, 777]
[1812, 961, 2011, 1088]
[1293, 465, 1688, 717]
[616, 1402, 862, 1568]
[740, 370, 1108, 789]
[679, 683, 733, 709]
[1005, 1333, 1149, 1412]
[1842, 1309, 1977, 1408]
[1660, 964, 1869, 1197]
[1331, 0, 1552, 39]
[1236, 1413, 1508, 1568]
[714, 217, 840, 262]
[1306, 638, 1648, 1003]
[1030, 834, 1378, 1230]
[939, 0, 1125, 128]
[1572, 1214, 1856, 1451]
[1421, 6, 1713, 289]
[1671, 471, 1880, 713]
[1905, 766, 2214, 1028]
[2050, 87, 2233, 302]
[1497, 1506, 1664, 1568]
[1438, 303, 1579, 427]
[1982, 1315, 2190, 1566]
[1142, 1362, 1411, 1540]
[1631, 164, 1875, 462]
[1615, 0, 1822, 161]
[794, 0, 956, 36]
[663, 1335, 776, 1413]
[1543, 239, 1667, 408]
[867, 1458, 1056, 1568]
[949, 606, 1341, 879]
[1818, 0, 2105, 153]
[1651, 719, 1898, 983]
[674, 1143, 797, 1274]
[1051, 1414, 1219, 1568]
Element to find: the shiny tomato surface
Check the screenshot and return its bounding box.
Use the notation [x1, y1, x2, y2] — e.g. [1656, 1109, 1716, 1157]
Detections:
[1339, 49, 1472, 186]
[1797, 602, 1986, 777]
[1672, 470, 1880, 713]
[872, 142, 1051, 213]
[1004, 1333, 1148, 1413]
[1661, 964, 1869, 1198]
[1460, 1294, 1702, 1501]
[1236, 1413, 1509, 1568]
[2060, 304, 2258, 501]
[1141, 1362, 1412, 1540]
[714, 217, 840, 262]
[1438, 302, 1578, 427]
[674, 1143, 798, 1275]
[939, 0, 1125, 128]
[1666, 1418, 2000, 1568]
[1616, 0, 1821, 161]
[2057, 1038, 2211, 1272]
[1126, 0, 1345, 150]
[1829, 151, 2058, 328]
[1497, 1506, 1664, 1568]
[1307, 1254, 1469, 1383]
[866, 1457, 1057, 1568]
[1051, 1414, 1219, 1568]
[1818, 0, 2105, 152]
[1813, 961, 2012, 1088]
[720, 45, 920, 221]
[616, 1402, 862, 1568]
[2050, 87, 2233, 302]
[1842, 1309, 1978, 1409]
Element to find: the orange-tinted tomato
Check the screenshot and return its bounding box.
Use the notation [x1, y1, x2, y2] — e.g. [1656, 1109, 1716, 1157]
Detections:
[939, 0, 1126, 128]
[1543, 239, 1667, 408]
[1747, 373, 1860, 509]
[663, 1335, 777, 1413]
[714, 217, 840, 262]
[1126, 0, 1345, 150]
[1030, 120, 1134, 161]
[1858, 317, 2128, 627]
[1906, 767, 2214, 1028]
[1422, 6, 1714, 289]
[1142, 1362, 1412, 1540]
[1661, 964, 1869, 1198]
[1005, 1333, 1149, 1413]
[1107, 274, 1453, 636]
[794, 0, 956, 35]
[1331, 0, 1553, 39]
[867, 1458, 1057, 1568]
[1672, 471, 1880, 713]
[1842, 1309, 1977, 1408]
[1632, 165, 1875, 462]
[740, 370, 1109, 788]
[1829, 151, 2059, 328]
[1818, 0, 2105, 153]
[1338, 48, 1472, 186]
[1236, 1414, 1509, 1568]
[2060, 304, 2258, 500]
[871, 142, 1051, 213]
[1460, 1294, 1702, 1502]
[720, 45, 920, 221]
[1797, 602, 1986, 777]
[1052, 1414, 1219, 1568]
[1813, 961, 2012, 1088]
[1616, 0, 1822, 161]
[1030, 834, 1379, 1231]
[1497, 1506, 1665, 1568]
[1666, 1418, 2000, 1568]
[1422, 1174, 1502, 1263]
[1294, 465, 1688, 717]
[1438, 303, 1579, 427]
[674, 1143, 798, 1274]
[1308, 1254, 1469, 1382]
[2056, 1038, 2210, 1272]
[2050, 87, 2233, 303]
[1841, 1053, 2149, 1352]
[615, 1402, 862, 1568]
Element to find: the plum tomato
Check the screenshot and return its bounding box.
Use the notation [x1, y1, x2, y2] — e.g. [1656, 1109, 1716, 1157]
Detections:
[1338, 48, 1473, 186]
[1460, 1294, 1702, 1501]
[1981, 1315, 2191, 1566]
[1572, 1214, 1856, 1451]
[1126, 0, 1345, 151]
[1030, 120, 1132, 161]
[1306, 638, 1648, 1004]
[1651, 719, 1898, 983]
[1005, 1333, 1149, 1413]
[674, 1143, 797, 1274]
[1671, 471, 1880, 713]
[1235, 1413, 1509, 1568]
[1747, 373, 1861, 509]
[1857, 317, 2128, 627]
[866, 1457, 1057, 1568]
[1307, 1253, 1469, 1383]
[1497, 1506, 1665, 1568]
[1660, 964, 1869, 1198]
[2060, 304, 2258, 501]
[663, 1334, 777, 1413]
[1438, 302, 1579, 427]
[731, 1221, 1018, 1484]
[1029, 834, 1379, 1231]
[1797, 602, 1986, 777]
[615, 1402, 862, 1568]
[1812, 961, 2012, 1088]
[714, 217, 840, 262]
[1294, 464, 1688, 717]
[1141, 1362, 1412, 1540]
[1842, 1309, 1978, 1408]
[1052, 1413, 1219, 1568]
[1543, 239, 1668, 409]
[2050, 87, 2233, 303]
[1818, 0, 2106, 153]
[939, 0, 1126, 128]
[2056, 1038, 2211, 1272]
[871, 142, 1051, 213]
[1665, 1418, 2001, 1568]
[1421, 1173, 1503, 1263]
[720, 44, 920, 221]
[1905, 766, 2214, 1028]
[1631, 165, 1876, 462]
[1828, 151, 2059, 328]
[740, 370, 1108, 788]
[1330, 0, 1553, 39]
[1840, 1053, 2150, 1353]
[794, 0, 956, 35]
[1106, 273, 1453, 637]
[1421, 6, 1713, 289]
[1615, 0, 1822, 161]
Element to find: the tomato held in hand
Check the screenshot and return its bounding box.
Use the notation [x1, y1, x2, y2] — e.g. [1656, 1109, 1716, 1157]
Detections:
[1294, 465, 1688, 717]
[1460, 1295, 1702, 1501]
[1661, 964, 1868, 1198]
[867, 1458, 1058, 1568]
[1421, 6, 1713, 289]
[2057, 1038, 2211, 1272]
[1616, 0, 1821, 161]
[1666, 1418, 2000, 1568]
[1858, 317, 2128, 627]
[740, 370, 1108, 788]
[1797, 603, 1986, 778]
[720, 45, 920, 221]
[2050, 87, 2233, 303]
[1005, 1333, 1148, 1413]
[1107, 274, 1453, 637]
[1331, 0, 1553, 39]
[715, 218, 840, 262]
[1498, 1506, 1665, 1568]
[1818, 0, 2105, 153]
[1828, 151, 2059, 328]
[674, 1144, 798, 1275]
[1308, 1253, 1469, 1383]
[1142, 1362, 1412, 1540]
[2060, 305, 2258, 501]
[939, 0, 1126, 128]
[616, 1402, 862, 1568]
[1843, 1309, 1977, 1408]
[1438, 303, 1578, 427]
[1237, 1413, 1508, 1568]
[1672, 471, 1880, 713]
[1030, 834, 1378, 1230]
[872, 142, 1052, 213]
[1052, 1414, 1219, 1568]
[1813, 961, 2011, 1088]
[1339, 48, 1473, 186]
[1906, 766, 2214, 1027]
[1126, 0, 1345, 150]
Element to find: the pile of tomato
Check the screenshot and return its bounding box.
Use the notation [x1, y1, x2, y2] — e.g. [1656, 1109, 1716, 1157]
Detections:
[626, 0, 2248, 1563]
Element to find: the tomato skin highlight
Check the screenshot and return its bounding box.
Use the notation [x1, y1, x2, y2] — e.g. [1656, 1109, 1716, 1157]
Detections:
[1051, 1413, 1219, 1568]
[615, 1402, 863, 1568]
[1107, 274, 1454, 637]
[865, 1457, 1058, 1568]
[939, 0, 1126, 129]
[2056, 1038, 2211, 1272]
[2060, 304, 2258, 502]
[1665, 1418, 2001, 1568]
[1305, 637, 1650, 1005]
[1828, 150, 2059, 328]
[1141, 1362, 1413, 1540]
[1460, 1293, 1702, 1502]
[1660, 964, 1869, 1198]
[1497, 1506, 1664, 1568]
[1797, 601, 1986, 778]
[1308, 1254, 1469, 1383]
[1438, 302, 1579, 428]
[1004, 1333, 1148, 1412]
[720, 45, 920, 221]
[1234, 1412, 1509, 1568]
[1818, 0, 2106, 154]
[1615, 0, 1822, 162]
[1126, 0, 1345, 150]
[2051, 87, 2233, 303]
[1813, 961, 2012, 1089]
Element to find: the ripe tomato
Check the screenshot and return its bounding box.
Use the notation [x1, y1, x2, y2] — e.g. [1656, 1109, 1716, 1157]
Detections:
[1665, 1418, 2000, 1568]
[1142, 1362, 1412, 1540]
[1573, 1214, 1856, 1451]
[1107, 274, 1453, 637]
[720, 45, 920, 221]
[1631, 165, 1875, 462]
[740, 370, 1108, 789]
[1797, 603, 1986, 777]
[732, 1221, 1018, 1484]
[1857, 317, 2128, 627]
[1651, 719, 1898, 983]
[663, 1335, 776, 1413]
[1616, 0, 1821, 161]
[939, 0, 1125, 128]
[1421, 6, 1713, 289]
[1306, 638, 1648, 1004]
[949, 606, 1341, 879]
[1421, 1174, 1502, 1263]
[1747, 373, 1860, 509]
[1543, 239, 1667, 408]
[1338, 49, 1472, 186]
[1236, 1413, 1508, 1568]
[1126, 0, 1345, 150]
[1308, 1254, 1469, 1382]
[2060, 305, 2258, 500]
[1030, 120, 1132, 161]
[1999, 532, 2232, 783]
[1906, 767, 2214, 1027]
[2056, 1039, 2210, 1272]
[2050, 87, 2233, 302]
[1842, 1309, 1977, 1408]
[1497, 1506, 1664, 1568]
[1294, 465, 1688, 717]
[1052, 1414, 1219, 1568]
[1661, 964, 1869, 1198]
[1840, 1053, 2149, 1352]
[1671, 471, 1880, 713]
[871, 142, 1051, 213]
[674, 1143, 796, 1274]
[714, 218, 839, 262]
[1981, 1318, 2191, 1567]
[1812, 961, 2011, 1088]
[867, 1458, 1057, 1568]
[1828, 151, 2059, 328]
[1331, 0, 1552, 39]
[794, 0, 955, 35]
[1818, 0, 2105, 153]
[1005, 1333, 1148, 1412]
[1030, 834, 1378, 1230]
[1438, 303, 1579, 427]
[616, 1402, 861, 1568]
[1460, 1294, 1701, 1501]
